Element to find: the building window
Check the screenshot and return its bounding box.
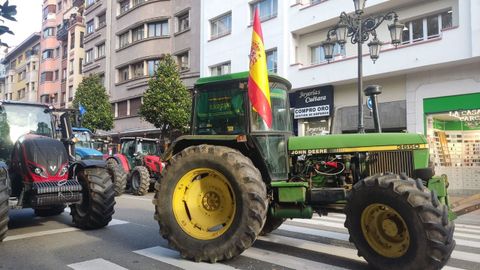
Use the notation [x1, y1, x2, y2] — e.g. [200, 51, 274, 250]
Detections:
[129, 97, 142, 116]
[119, 0, 130, 14]
[147, 59, 160, 76]
[402, 10, 453, 44]
[176, 51, 189, 71]
[62, 44, 68, 59]
[210, 12, 231, 39]
[79, 58, 83, 74]
[132, 26, 144, 42]
[57, 1, 62, 11]
[98, 13, 106, 28]
[40, 71, 53, 82]
[86, 49, 94, 63]
[70, 32, 75, 49]
[43, 5, 56, 20]
[119, 32, 129, 48]
[210, 62, 231, 76]
[119, 67, 129, 82]
[54, 69, 59, 81]
[31, 82, 35, 91]
[62, 68, 67, 81]
[86, 0, 96, 7]
[68, 86, 73, 101]
[43, 27, 55, 38]
[97, 43, 105, 58]
[99, 73, 105, 86]
[310, 43, 345, 64]
[86, 20, 95, 34]
[80, 32, 84, 48]
[148, 21, 169, 37]
[133, 0, 145, 7]
[176, 12, 189, 33]
[69, 60, 74, 74]
[266, 48, 277, 73]
[42, 49, 54, 60]
[18, 71, 26, 81]
[118, 101, 127, 117]
[250, 0, 277, 21]
[132, 62, 144, 78]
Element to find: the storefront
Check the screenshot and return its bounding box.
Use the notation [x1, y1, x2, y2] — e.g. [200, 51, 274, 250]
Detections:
[424, 92, 480, 193]
[291, 86, 334, 136]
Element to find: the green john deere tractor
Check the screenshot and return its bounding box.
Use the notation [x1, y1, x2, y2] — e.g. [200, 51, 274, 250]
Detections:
[153, 72, 455, 270]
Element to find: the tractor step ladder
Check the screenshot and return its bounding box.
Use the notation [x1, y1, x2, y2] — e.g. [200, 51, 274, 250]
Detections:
[451, 193, 480, 217]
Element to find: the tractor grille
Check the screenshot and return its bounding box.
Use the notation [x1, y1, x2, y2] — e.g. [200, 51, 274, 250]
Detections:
[367, 151, 414, 177]
[32, 180, 83, 195]
[30, 180, 83, 207]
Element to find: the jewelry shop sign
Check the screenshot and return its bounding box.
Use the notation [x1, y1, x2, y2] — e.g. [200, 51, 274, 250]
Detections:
[293, 86, 333, 119]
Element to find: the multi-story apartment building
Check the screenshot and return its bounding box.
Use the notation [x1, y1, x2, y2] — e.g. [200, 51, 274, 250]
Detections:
[1, 33, 41, 102]
[39, 0, 85, 107]
[201, 0, 480, 193]
[83, 0, 200, 138]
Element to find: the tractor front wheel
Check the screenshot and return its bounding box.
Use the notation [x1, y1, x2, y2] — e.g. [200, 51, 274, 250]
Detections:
[154, 145, 267, 262]
[71, 167, 116, 229]
[0, 176, 8, 242]
[130, 166, 149, 196]
[345, 174, 455, 270]
[106, 159, 127, 196]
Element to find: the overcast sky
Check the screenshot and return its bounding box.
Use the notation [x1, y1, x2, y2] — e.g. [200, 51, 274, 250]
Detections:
[2, 0, 43, 49]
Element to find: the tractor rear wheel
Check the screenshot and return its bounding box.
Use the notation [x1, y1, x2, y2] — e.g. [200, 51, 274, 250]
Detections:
[0, 177, 8, 242]
[260, 210, 285, 235]
[34, 205, 65, 217]
[71, 167, 116, 229]
[344, 174, 455, 270]
[130, 166, 149, 196]
[154, 144, 267, 262]
[106, 159, 127, 196]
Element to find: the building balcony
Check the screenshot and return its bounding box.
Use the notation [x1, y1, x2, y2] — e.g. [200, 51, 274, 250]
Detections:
[73, 0, 84, 8]
[57, 22, 69, 41]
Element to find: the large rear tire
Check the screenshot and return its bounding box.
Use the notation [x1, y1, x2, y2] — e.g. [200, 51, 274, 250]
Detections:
[130, 166, 149, 196]
[106, 159, 127, 196]
[345, 174, 455, 270]
[34, 205, 65, 217]
[71, 167, 116, 229]
[0, 176, 8, 242]
[154, 145, 267, 262]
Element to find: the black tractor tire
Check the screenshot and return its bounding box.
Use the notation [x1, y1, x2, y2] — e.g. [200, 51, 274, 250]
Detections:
[71, 167, 116, 229]
[130, 166, 150, 196]
[154, 144, 267, 262]
[0, 179, 8, 242]
[344, 173, 455, 270]
[260, 210, 285, 235]
[106, 159, 127, 196]
[34, 205, 65, 217]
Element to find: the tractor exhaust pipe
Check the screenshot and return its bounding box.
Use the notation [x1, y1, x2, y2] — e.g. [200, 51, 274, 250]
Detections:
[364, 85, 382, 133]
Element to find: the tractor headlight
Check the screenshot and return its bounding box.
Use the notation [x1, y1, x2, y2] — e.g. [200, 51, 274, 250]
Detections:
[31, 166, 47, 178]
[59, 165, 69, 177]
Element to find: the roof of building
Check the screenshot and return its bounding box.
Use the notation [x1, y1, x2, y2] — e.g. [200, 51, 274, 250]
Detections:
[2, 32, 41, 64]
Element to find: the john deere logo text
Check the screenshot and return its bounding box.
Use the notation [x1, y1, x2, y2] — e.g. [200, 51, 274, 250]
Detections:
[397, 144, 421, 150]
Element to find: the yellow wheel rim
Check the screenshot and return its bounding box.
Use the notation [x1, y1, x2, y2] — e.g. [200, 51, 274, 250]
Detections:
[361, 203, 410, 258]
[172, 168, 236, 240]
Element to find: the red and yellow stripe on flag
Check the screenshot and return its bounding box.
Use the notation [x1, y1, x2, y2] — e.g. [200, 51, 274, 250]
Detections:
[248, 8, 272, 128]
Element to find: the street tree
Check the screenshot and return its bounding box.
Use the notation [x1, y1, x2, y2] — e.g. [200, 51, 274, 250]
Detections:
[139, 54, 191, 142]
[0, 1, 17, 47]
[72, 74, 114, 132]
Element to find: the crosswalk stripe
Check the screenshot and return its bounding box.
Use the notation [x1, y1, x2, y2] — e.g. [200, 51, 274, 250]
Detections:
[4, 218, 129, 242]
[454, 227, 480, 234]
[279, 224, 349, 241]
[68, 258, 128, 270]
[133, 246, 236, 270]
[242, 247, 346, 270]
[452, 250, 480, 264]
[455, 239, 480, 249]
[454, 232, 480, 240]
[443, 266, 467, 270]
[289, 218, 346, 229]
[455, 223, 480, 231]
[258, 234, 365, 263]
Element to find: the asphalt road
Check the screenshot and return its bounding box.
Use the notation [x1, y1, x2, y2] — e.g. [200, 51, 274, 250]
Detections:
[1, 192, 479, 270]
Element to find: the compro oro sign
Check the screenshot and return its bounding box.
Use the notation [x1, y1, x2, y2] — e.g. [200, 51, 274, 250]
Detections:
[293, 86, 333, 119]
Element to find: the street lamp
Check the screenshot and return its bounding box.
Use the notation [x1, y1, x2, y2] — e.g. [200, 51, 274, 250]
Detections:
[321, 0, 404, 133]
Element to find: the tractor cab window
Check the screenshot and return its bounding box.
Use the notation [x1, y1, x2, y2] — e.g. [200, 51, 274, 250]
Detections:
[194, 86, 246, 135]
[250, 83, 290, 132]
[0, 104, 53, 144]
[139, 140, 159, 155]
[74, 131, 93, 148]
[121, 140, 135, 156]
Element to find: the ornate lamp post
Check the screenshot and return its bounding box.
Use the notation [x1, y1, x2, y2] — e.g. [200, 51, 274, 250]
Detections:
[322, 0, 404, 133]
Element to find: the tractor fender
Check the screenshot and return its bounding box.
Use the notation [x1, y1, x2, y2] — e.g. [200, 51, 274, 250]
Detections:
[143, 155, 163, 174]
[111, 154, 130, 173]
[69, 159, 107, 178]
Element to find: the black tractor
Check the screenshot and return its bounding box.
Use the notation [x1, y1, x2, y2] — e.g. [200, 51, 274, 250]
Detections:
[0, 101, 115, 242]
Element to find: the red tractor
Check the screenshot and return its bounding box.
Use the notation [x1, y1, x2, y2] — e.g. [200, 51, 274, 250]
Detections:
[0, 101, 116, 242]
[106, 137, 163, 196]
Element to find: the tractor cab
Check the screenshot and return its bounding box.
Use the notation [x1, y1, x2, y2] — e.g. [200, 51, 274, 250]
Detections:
[192, 72, 292, 181]
[72, 127, 103, 160]
[119, 137, 160, 167]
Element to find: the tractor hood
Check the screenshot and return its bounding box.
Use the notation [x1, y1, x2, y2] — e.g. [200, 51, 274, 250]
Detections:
[75, 147, 103, 160]
[288, 133, 428, 155]
[16, 134, 69, 181]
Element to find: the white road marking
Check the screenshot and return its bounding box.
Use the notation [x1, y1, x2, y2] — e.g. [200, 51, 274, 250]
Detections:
[68, 258, 128, 270]
[451, 250, 480, 264]
[455, 238, 480, 249]
[242, 247, 346, 270]
[118, 195, 153, 202]
[454, 232, 480, 240]
[133, 246, 236, 270]
[289, 218, 346, 229]
[4, 218, 129, 242]
[443, 266, 467, 270]
[279, 224, 350, 241]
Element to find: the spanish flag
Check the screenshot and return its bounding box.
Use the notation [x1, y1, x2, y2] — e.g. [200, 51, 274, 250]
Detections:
[248, 8, 272, 128]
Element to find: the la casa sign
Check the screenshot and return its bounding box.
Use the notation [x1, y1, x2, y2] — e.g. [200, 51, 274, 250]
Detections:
[449, 109, 480, 122]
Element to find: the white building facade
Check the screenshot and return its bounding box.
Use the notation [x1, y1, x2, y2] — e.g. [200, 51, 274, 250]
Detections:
[201, 0, 480, 193]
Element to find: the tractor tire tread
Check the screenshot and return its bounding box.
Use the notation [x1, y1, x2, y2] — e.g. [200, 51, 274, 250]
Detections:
[0, 183, 8, 242]
[106, 160, 127, 196]
[131, 166, 150, 196]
